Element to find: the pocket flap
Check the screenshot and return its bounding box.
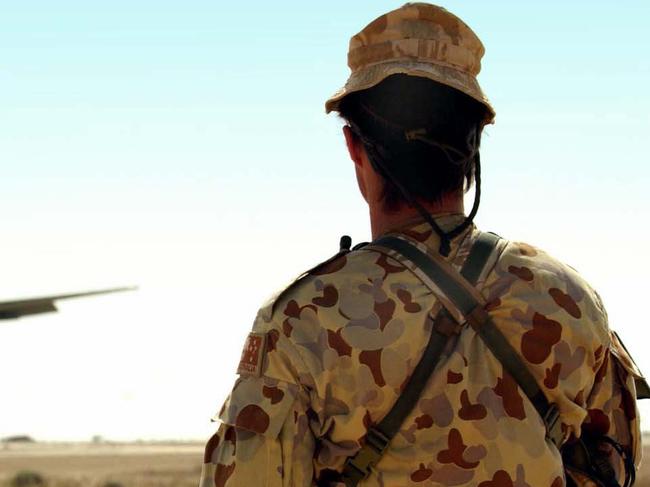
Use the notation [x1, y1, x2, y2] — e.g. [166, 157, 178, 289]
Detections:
[214, 376, 297, 439]
[609, 331, 650, 399]
[609, 331, 644, 379]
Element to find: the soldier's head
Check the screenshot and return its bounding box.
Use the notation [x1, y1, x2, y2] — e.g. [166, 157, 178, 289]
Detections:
[326, 3, 495, 215]
[337, 74, 488, 212]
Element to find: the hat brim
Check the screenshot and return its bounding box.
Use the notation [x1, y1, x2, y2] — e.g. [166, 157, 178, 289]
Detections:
[325, 60, 495, 125]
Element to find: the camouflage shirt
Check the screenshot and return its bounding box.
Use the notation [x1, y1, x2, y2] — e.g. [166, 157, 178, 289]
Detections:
[200, 214, 642, 487]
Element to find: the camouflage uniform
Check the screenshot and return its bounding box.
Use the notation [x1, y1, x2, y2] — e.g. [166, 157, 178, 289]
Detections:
[199, 215, 642, 486]
[200, 3, 642, 485]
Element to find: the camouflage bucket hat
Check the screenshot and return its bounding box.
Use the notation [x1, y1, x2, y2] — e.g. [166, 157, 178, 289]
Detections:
[325, 2, 496, 125]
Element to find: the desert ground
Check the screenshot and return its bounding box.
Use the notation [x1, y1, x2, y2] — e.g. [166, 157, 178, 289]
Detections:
[1, 441, 650, 486]
[0, 442, 203, 487]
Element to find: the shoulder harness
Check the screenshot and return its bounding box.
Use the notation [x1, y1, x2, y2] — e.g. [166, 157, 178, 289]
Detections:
[339, 231, 647, 487]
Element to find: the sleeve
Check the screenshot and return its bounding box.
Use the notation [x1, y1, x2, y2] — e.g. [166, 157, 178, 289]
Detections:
[199, 305, 319, 487]
[579, 329, 643, 482]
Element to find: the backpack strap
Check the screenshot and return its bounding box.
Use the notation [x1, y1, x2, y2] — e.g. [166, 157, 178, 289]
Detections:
[370, 233, 564, 449]
[339, 232, 502, 487]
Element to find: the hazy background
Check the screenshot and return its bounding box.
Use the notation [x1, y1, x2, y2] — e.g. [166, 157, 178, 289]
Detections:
[0, 0, 648, 442]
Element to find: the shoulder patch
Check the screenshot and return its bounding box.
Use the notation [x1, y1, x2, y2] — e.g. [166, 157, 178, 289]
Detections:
[237, 332, 267, 377]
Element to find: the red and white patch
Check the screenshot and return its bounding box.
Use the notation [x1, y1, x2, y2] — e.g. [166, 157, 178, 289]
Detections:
[237, 332, 266, 377]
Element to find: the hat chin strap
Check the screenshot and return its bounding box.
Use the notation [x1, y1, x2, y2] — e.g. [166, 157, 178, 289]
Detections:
[349, 124, 482, 257]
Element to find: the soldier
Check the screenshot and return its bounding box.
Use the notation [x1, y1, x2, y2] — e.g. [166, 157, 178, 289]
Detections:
[200, 3, 643, 486]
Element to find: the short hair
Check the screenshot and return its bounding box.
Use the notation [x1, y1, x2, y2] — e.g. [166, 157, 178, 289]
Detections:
[338, 74, 488, 211]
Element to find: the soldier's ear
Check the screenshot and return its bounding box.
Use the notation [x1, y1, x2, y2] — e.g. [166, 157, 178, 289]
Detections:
[343, 126, 370, 202]
[343, 125, 365, 168]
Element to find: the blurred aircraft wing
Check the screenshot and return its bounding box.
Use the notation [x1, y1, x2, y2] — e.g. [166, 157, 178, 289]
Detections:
[0, 287, 136, 320]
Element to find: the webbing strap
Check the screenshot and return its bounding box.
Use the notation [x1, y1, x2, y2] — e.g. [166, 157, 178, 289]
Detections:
[341, 316, 451, 487]
[372, 233, 563, 448]
[374, 235, 480, 315]
[460, 231, 501, 283]
[340, 232, 500, 487]
[374, 315, 452, 439]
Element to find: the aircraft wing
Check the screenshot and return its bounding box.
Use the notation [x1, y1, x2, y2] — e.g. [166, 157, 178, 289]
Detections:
[0, 287, 136, 320]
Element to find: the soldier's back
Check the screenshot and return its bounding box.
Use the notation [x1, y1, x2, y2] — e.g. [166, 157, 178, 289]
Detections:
[207, 216, 639, 486]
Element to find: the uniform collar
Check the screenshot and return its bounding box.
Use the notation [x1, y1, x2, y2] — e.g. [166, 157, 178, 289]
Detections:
[381, 212, 468, 236]
[380, 212, 475, 258]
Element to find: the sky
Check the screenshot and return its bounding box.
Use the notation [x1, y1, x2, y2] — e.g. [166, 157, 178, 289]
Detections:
[0, 0, 648, 442]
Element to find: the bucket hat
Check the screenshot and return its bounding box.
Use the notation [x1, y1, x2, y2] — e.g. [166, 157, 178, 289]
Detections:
[325, 2, 495, 125]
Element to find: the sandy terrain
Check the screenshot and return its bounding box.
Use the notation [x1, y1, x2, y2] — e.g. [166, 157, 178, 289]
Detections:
[1, 441, 650, 486]
[0, 442, 203, 487]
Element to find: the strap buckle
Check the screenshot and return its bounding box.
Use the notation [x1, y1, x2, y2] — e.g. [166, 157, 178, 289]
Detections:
[432, 312, 462, 337]
[543, 404, 563, 447]
[341, 427, 390, 486]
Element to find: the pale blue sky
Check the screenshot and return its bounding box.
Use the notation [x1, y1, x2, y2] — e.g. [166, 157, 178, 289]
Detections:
[0, 1, 648, 441]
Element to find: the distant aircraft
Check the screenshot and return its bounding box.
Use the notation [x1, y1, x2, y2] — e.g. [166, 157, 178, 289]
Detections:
[0, 287, 136, 320]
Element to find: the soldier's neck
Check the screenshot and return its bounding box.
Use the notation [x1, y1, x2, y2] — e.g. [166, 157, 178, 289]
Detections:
[369, 196, 465, 239]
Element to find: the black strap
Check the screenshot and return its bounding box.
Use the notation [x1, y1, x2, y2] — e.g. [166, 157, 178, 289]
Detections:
[340, 232, 500, 487]
[340, 315, 451, 487]
[460, 232, 501, 283]
[372, 233, 563, 449]
[373, 235, 480, 313]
